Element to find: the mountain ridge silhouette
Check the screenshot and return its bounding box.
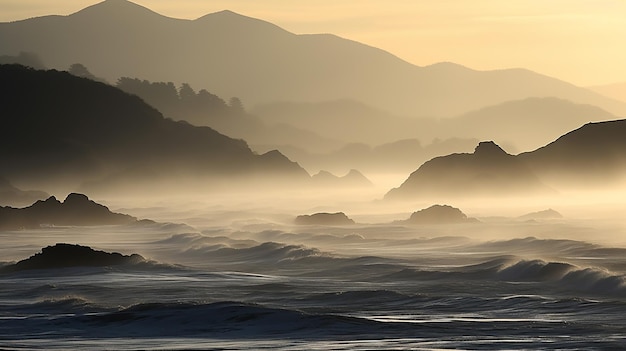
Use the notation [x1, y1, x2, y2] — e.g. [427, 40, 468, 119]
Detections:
[2, 0, 625, 117]
[387, 120, 626, 199]
[0, 64, 309, 193]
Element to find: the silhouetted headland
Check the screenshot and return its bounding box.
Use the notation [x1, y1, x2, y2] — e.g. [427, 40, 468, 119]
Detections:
[0, 64, 309, 193]
[519, 119, 626, 186]
[386, 141, 550, 200]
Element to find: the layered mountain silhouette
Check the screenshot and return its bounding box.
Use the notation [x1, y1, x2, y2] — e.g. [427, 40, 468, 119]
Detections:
[114, 77, 340, 154]
[0, 177, 49, 207]
[589, 82, 626, 105]
[311, 170, 373, 188]
[0, 65, 309, 192]
[387, 119, 626, 199]
[386, 141, 551, 200]
[0, 51, 46, 69]
[0, 243, 145, 272]
[444, 97, 615, 153]
[261, 138, 480, 175]
[518, 209, 563, 221]
[254, 97, 614, 153]
[1, 0, 625, 117]
[0, 193, 136, 230]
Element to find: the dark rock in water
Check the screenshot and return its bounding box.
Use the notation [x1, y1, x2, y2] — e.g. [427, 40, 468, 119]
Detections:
[295, 212, 355, 225]
[1, 243, 145, 272]
[405, 204, 476, 224]
[0, 176, 49, 207]
[0, 193, 136, 230]
[518, 208, 563, 220]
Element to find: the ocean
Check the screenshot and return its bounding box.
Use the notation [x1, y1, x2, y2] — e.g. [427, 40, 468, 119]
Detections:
[1, 199, 625, 350]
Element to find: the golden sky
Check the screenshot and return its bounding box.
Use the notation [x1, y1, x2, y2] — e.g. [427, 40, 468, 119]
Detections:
[2, 0, 626, 86]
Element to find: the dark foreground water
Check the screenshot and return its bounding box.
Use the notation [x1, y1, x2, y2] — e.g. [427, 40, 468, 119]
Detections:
[1, 218, 625, 350]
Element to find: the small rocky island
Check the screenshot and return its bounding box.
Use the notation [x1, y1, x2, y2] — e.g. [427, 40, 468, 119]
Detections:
[294, 212, 355, 225]
[404, 204, 477, 224]
[0, 243, 145, 273]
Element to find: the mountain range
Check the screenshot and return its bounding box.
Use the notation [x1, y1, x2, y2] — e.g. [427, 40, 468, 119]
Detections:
[0, 177, 49, 207]
[254, 97, 613, 154]
[0, 64, 308, 194]
[1, 0, 625, 118]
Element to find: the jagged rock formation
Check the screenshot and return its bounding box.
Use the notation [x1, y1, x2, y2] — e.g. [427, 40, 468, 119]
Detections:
[0, 193, 136, 230]
[294, 212, 355, 225]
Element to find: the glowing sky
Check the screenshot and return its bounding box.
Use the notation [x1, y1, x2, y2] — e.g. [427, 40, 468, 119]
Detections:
[2, 0, 625, 86]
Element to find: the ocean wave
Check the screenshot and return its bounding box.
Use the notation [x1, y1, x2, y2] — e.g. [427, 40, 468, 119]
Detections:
[1, 296, 111, 316]
[312, 290, 420, 307]
[496, 260, 626, 294]
[210, 242, 327, 263]
[473, 237, 626, 259]
[381, 256, 626, 296]
[561, 268, 626, 294]
[497, 260, 576, 281]
[30, 296, 96, 311]
[156, 233, 258, 249]
[80, 301, 408, 338]
[156, 234, 331, 264]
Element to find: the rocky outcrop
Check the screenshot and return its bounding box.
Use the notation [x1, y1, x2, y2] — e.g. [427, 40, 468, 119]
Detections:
[0, 193, 136, 230]
[0, 243, 145, 272]
[294, 212, 355, 225]
[404, 205, 476, 224]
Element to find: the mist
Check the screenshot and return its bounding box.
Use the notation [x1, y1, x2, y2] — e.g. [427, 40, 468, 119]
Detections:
[2, 1, 626, 349]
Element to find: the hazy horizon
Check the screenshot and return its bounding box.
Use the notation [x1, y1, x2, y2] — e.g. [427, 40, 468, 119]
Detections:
[3, 0, 626, 87]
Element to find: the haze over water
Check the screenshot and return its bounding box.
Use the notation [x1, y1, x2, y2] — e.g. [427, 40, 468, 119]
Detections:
[1, 1, 626, 349]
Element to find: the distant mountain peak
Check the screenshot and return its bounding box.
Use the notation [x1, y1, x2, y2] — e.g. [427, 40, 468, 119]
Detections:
[213, 9, 241, 16]
[474, 141, 509, 157]
[193, 9, 290, 35]
[70, 0, 165, 20]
